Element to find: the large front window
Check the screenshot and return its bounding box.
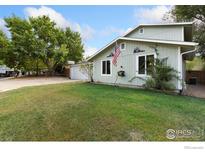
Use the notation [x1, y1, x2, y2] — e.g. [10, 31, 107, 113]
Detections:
[102, 60, 111, 75]
[138, 56, 145, 74]
[138, 54, 154, 75]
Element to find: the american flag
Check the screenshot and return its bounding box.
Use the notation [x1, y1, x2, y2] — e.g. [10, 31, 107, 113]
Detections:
[112, 43, 121, 66]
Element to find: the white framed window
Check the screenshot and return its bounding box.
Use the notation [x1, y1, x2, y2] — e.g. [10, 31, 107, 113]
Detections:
[139, 28, 144, 34]
[136, 53, 156, 76]
[120, 43, 126, 50]
[101, 60, 112, 76]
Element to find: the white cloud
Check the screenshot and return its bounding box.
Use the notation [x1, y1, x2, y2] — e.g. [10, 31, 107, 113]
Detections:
[25, 6, 69, 29]
[134, 6, 172, 24]
[84, 45, 98, 57]
[24, 6, 95, 41]
[23, 6, 133, 58]
[73, 24, 95, 40]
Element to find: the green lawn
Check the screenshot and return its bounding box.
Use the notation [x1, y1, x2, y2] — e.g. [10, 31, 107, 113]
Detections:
[0, 83, 204, 141]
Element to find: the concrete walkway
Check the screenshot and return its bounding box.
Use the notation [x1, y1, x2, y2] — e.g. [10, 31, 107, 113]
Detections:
[0, 77, 80, 92]
[183, 84, 205, 99]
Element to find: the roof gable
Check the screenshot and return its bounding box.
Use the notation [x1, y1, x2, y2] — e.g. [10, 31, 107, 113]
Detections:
[123, 22, 194, 37]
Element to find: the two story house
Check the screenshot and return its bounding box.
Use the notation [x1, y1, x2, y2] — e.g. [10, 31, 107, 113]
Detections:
[88, 22, 198, 91]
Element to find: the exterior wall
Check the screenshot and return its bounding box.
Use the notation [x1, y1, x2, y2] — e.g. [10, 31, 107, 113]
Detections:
[93, 40, 180, 89]
[70, 64, 89, 80]
[126, 26, 184, 41]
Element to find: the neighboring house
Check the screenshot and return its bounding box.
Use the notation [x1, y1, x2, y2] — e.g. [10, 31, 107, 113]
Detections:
[88, 22, 198, 91]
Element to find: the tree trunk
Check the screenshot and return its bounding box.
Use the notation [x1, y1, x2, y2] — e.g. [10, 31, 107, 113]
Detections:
[36, 59, 39, 76]
[47, 65, 53, 76]
[91, 76, 94, 82]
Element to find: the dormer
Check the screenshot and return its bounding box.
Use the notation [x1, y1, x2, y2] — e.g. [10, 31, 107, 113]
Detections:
[124, 22, 193, 42]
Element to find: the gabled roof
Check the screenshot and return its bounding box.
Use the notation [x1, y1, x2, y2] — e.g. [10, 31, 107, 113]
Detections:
[87, 36, 198, 61]
[121, 37, 198, 46]
[123, 22, 194, 37]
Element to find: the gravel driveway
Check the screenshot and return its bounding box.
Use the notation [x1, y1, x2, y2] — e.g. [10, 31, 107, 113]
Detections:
[0, 77, 80, 92]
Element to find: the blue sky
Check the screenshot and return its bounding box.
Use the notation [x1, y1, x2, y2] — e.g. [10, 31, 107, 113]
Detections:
[0, 5, 171, 56]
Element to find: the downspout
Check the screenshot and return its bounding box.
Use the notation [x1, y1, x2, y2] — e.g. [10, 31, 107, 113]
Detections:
[181, 47, 197, 56]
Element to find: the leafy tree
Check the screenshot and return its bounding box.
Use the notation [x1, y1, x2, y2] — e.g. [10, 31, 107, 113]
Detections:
[4, 15, 35, 72]
[0, 30, 9, 64]
[64, 27, 84, 62]
[29, 16, 84, 75]
[28, 16, 58, 75]
[1, 15, 84, 76]
[171, 6, 205, 59]
[171, 6, 205, 22]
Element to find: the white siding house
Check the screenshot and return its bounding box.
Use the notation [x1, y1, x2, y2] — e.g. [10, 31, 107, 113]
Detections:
[88, 22, 198, 91]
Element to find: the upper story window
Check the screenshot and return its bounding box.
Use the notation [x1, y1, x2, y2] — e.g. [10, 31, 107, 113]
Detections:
[120, 43, 126, 50]
[139, 28, 144, 34]
[101, 60, 111, 76]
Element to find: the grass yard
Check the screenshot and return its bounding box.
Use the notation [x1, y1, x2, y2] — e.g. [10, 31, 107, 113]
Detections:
[0, 82, 204, 141]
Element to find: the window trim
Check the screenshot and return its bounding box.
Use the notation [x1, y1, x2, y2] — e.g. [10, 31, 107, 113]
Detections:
[139, 28, 144, 34]
[120, 42, 126, 51]
[101, 59, 112, 76]
[136, 53, 156, 77]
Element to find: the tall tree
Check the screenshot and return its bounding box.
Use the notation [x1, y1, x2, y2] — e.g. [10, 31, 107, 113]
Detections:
[1, 15, 84, 76]
[171, 6, 205, 58]
[4, 15, 35, 71]
[29, 16, 84, 75]
[64, 27, 84, 62]
[0, 30, 9, 65]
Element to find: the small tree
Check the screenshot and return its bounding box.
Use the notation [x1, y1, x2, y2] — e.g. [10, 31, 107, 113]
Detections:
[80, 62, 93, 82]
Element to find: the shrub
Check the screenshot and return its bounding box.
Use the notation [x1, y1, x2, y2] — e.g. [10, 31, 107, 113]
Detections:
[144, 77, 156, 89]
[145, 58, 179, 90]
